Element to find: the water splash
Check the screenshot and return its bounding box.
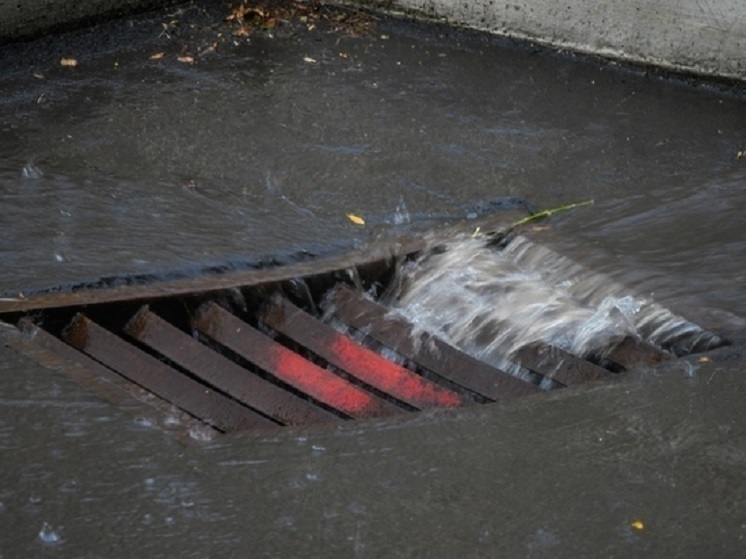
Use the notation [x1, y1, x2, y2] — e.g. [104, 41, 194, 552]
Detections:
[21, 163, 43, 179]
[37, 522, 63, 545]
[382, 235, 721, 374]
[393, 196, 411, 225]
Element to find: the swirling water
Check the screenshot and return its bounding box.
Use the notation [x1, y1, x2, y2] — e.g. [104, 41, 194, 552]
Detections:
[0, 5, 744, 557]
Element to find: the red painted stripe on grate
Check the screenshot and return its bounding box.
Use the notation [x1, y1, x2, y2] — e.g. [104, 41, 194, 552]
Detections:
[329, 334, 463, 407]
[194, 302, 400, 420]
[263, 297, 463, 409]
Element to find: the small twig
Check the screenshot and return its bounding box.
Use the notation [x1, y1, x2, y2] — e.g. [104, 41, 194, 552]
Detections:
[483, 199, 594, 243]
[510, 199, 595, 228]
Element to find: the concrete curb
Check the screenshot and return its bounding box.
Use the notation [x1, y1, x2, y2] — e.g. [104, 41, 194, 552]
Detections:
[1, 0, 743, 83]
[349, 0, 746, 83]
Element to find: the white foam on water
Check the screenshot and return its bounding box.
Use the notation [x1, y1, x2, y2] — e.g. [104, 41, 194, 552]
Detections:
[382, 234, 718, 373]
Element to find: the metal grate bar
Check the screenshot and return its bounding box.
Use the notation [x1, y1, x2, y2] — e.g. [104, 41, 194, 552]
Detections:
[511, 343, 610, 385]
[192, 302, 403, 420]
[261, 295, 465, 409]
[597, 336, 673, 370]
[61, 313, 267, 432]
[123, 306, 333, 426]
[13, 318, 218, 440]
[328, 285, 540, 401]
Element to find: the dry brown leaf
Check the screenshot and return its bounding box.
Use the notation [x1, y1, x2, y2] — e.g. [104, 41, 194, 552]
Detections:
[149, 52, 165, 61]
[177, 56, 195, 64]
[60, 58, 78, 67]
[347, 213, 365, 226]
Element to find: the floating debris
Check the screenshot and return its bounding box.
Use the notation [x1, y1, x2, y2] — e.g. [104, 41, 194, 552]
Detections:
[347, 213, 365, 225]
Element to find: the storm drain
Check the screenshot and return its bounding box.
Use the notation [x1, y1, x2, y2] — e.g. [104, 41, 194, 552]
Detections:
[0, 215, 731, 441]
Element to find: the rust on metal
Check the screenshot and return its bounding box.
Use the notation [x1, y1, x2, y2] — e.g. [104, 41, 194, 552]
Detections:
[123, 306, 334, 426]
[193, 302, 404, 420]
[511, 343, 610, 385]
[62, 313, 270, 432]
[328, 285, 540, 402]
[599, 336, 673, 369]
[261, 296, 465, 409]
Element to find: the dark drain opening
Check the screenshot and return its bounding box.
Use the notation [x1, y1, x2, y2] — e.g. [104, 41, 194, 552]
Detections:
[0, 213, 731, 442]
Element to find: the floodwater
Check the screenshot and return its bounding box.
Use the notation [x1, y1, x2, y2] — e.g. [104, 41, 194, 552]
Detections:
[0, 3, 744, 557]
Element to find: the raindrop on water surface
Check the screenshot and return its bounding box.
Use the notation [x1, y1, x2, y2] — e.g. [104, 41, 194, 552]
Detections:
[37, 522, 63, 545]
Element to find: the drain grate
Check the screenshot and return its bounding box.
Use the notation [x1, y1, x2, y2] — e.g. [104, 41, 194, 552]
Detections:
[0, 213, 731, 441]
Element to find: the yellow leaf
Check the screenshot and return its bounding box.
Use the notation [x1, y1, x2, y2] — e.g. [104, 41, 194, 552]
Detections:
[60, 58, 77, 67]
[631, 520, 644, 531]
[347, 213, 365, 226]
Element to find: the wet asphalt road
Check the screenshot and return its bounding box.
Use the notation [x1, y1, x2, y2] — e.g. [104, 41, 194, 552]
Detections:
[0, 3, 744, 557]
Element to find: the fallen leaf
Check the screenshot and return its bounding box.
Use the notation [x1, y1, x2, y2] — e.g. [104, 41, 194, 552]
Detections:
[177, 56, 195, 64]
[33, 72, 45, 79]
[60, 58, 77, 67]
[198, 43, 217, 57]
[630, 520, 644, 531]
[347, 213, 365, 225]
[303, 56, 317, 63]
[698, 356, 711, 363]
[149, 52, 165, 60]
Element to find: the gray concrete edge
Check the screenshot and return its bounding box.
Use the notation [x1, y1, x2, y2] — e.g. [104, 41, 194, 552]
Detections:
[1, 0, 743, 84]
[345, 0, 746, 84]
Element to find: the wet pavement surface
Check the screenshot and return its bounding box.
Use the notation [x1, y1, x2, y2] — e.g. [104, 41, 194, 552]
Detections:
[0, 2, 744, 557]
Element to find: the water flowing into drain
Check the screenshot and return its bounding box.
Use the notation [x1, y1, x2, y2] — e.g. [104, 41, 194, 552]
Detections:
[0, 217, 729, 439]
[382, 235, 723, 380]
